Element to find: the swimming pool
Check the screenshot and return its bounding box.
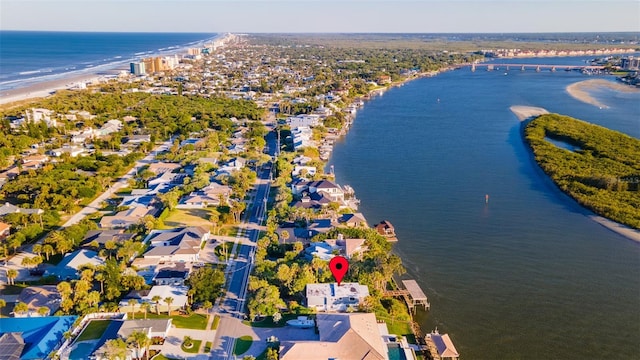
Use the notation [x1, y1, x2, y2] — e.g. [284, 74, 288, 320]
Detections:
[387, 343, 408, 360]
[69, 341, 98, 360]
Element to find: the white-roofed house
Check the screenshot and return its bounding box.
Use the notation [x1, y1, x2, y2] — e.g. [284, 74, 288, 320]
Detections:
[306, 283, 370, 312]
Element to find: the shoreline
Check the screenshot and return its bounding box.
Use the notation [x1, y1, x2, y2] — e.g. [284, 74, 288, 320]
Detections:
[0, 33, 234, 108]
[565, 78, 640, 109]
[511, 105, 640, 243]
[0, 72, 117, 107]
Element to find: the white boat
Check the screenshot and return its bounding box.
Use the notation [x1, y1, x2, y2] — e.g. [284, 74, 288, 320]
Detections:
[286, 316, 315, 328]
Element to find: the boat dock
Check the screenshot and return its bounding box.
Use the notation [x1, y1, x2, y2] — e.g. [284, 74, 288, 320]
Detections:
[385, 279, 430, 313]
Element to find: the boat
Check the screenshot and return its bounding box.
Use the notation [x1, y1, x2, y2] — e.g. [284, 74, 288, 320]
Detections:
[286, 316, 315, 328]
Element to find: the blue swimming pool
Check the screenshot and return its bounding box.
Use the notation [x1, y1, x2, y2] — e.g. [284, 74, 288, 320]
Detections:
[387, 343, 408, 360]
[70, 342, 98, 360]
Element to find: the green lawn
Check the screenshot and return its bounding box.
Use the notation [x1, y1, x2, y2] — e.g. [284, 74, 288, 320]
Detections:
[204, 341, 212, 352]
[242, 313, 305, 328]
[77, 320, 111, 341]
[150, 355, 179, 360]
[0, 284, 28, 295]
[181, 339, 202, 354]
[162, 208, 215, 228]
[143, 313, 208, 330]
[214, 242, 235, 261]
[211, 315, 221, 330]
[233, 336, 253, 356]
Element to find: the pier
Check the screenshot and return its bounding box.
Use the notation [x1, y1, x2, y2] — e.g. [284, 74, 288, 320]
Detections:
[385, 279, 430, 313]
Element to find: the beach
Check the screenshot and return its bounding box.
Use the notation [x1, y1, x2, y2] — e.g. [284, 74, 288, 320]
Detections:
[0, 72, 116, 107]
[509, 105, 549, 121]
[566, 78, 639, 109]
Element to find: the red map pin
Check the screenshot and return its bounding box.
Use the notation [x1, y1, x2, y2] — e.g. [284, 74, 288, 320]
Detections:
[329, 256, 349, 286]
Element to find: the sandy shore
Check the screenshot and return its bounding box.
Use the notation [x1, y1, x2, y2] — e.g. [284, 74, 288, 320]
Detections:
[509, 105, 549, 121]
[566, 78, 639, 109]
[0, 73, 112, 107]
[589, 216, 640, 243]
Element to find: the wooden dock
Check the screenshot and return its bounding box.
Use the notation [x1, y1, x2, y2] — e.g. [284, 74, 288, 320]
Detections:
[384, 279, 430, 313]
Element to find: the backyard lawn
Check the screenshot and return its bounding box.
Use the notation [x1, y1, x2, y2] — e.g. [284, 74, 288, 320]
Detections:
[162, 208, 215, 228]
[77, 320, 111, 341]
[143, 313, 208, 330]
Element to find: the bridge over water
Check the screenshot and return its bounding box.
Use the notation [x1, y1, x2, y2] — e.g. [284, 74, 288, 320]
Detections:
[466, 63, 605, 72]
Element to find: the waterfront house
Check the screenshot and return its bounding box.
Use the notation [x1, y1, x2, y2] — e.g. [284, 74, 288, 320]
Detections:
[375, 220, 397, 240]
[425, 330, 459, 360]
[279, 313, 387, 360]
[338, 213, 368, 228]
[306, 282, 370, 312]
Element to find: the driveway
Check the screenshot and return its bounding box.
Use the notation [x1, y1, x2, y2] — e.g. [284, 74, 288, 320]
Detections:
[159, 327, 217, 360]
[211, 316, 318, 359]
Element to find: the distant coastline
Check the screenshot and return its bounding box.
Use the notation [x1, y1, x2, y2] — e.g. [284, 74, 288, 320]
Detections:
[511, 105, 640, 243]
[0, 31, 226, 106]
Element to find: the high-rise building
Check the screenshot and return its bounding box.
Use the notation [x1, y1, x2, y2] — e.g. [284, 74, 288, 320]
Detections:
[129, 62, 146, 75]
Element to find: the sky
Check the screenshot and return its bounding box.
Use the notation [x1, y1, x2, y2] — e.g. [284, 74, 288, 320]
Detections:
[1, 0, 639, 33]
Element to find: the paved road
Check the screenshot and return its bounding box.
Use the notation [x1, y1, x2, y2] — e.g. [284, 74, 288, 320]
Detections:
[213, 129, 277, 359]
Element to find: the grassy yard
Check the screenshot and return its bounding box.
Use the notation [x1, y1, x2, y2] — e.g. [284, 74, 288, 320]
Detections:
[376, 315, 414, 340]
[211, 315, 221, 330]
[0, 284, 28, 295]
[162, 208, 215, 228]
[214, 241, 235, 261]
[242, 313, 307, 328]
[181, 339, 202, 354]
[203, 341, 212, 352]
[143, 313, 208, 330]
[233, 336, 253, 356]
[151, 355, 179, 360]
[77, 320, 111, 341]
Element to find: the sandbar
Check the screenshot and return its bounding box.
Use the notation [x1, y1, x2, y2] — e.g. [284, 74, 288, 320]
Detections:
[509, 105, 549, 121]
[565, 78, 639, 109]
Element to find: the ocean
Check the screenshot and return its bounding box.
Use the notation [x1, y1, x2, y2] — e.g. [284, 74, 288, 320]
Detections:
[329, 56, 640, 359]
[0, 31, 216, 91]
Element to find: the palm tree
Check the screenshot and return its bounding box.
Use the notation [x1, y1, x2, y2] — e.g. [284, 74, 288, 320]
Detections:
[141, 302, 151, 320]
[164, 297, 174, 315]
[13, 301, 29, 316]
[95, 272, 105, 294]
[42, 244, 54, 261]
[152, 295, 162, 315]
[126, 329, 149, 360]
[202, 300, 213, 321]
[127, 299, 138, 319]
[0, 299, 6, 316]
[6, 269, 17, 285]
[37, 306, 50, 317]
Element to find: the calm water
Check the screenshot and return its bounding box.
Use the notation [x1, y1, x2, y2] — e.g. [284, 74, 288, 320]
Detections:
[329, 58, 640, 359]
[0, 31, 215, 91]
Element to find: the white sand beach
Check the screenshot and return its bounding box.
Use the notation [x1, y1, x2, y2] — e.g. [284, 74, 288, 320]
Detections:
[509, 105, 549, 121]
[565, 78, 639, 109]
[589, 215, 640, 243]
[0, 73, 106, 106]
